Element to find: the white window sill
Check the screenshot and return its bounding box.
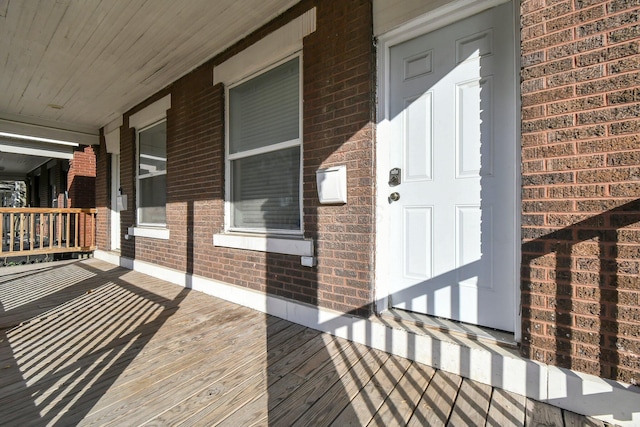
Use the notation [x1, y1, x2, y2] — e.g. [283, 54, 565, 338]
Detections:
[128, 226, 170, 240]
[213, 233, 314, 256]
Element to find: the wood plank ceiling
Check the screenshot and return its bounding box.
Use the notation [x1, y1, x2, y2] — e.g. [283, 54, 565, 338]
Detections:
[0, 0, 299, 132]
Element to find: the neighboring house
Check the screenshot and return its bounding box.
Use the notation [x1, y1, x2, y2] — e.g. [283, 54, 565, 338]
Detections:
[0, 181, 25, 207]
[0, 145, 95, 262]
[23, 147, 96, 210]
[1, 0, 638, 424]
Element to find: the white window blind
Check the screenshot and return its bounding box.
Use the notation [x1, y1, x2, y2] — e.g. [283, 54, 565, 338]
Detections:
[228, 57, 301, 232]
[138, 120, 167, 225]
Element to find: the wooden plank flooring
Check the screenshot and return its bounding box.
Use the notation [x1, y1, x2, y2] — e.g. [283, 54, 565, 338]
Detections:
[0, 258, 610, 426]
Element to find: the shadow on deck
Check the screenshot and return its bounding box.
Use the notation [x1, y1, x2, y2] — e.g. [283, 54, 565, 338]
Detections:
[0, 258, 610, 426]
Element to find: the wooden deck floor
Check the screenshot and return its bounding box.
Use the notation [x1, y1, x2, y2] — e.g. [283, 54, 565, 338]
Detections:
[0, 258, 609, 426]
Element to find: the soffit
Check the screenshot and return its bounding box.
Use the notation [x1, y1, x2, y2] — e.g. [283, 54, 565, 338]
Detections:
[0, 0, 299, 133]
[0, 152, 50, 180]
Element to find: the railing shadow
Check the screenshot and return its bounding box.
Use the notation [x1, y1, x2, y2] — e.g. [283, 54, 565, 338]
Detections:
[0, 261, 99, 330]
[521, 198, 640, 419]
[0, 260, 190, 426]
[293, 199, 639, 424]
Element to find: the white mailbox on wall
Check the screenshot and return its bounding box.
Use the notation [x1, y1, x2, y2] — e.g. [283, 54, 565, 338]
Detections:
[316, 165, 347, 204]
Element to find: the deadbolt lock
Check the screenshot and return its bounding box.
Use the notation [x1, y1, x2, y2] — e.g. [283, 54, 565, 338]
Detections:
[389, 168, 401, 186]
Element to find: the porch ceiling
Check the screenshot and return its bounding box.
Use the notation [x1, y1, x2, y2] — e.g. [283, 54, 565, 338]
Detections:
[0, 0, 298, 176]
[0, 151, 50, 181]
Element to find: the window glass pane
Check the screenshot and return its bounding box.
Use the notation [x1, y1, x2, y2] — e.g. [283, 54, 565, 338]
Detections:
[232, 146, 300, 230]
[139, 175, 166, 224]
[229, 57, 299, 154]
[139, 121, 166, 176]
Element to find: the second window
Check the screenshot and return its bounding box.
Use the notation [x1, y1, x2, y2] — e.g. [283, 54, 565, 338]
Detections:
[227, 56, 302, 233]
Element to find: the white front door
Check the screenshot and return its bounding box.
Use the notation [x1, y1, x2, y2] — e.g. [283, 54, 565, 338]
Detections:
[111, 154, 121, 251]
[386, 2, 517, 332]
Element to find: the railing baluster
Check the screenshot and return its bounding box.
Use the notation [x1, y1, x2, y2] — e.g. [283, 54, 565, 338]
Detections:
[49, 213, 53, 249]
[39, 213, 43, 249]
[19, 213, 24, 252]
[75, 212, 80, 249]
[91, 212, 95, 248]
[65, 211, 70, 249]
[57, 212, 62, 248]
[9, 213, 15, 252]
[29, 213, 35, 251]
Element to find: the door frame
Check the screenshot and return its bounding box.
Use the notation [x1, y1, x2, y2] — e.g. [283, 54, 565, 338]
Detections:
[111, 153, 121, 251]
[374, 0, 522, 340]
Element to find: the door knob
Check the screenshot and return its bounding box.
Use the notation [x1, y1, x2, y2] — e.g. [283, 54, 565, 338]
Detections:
[389, 192, 400, 202]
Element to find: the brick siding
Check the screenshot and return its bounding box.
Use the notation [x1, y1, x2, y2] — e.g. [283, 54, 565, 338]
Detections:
[111, 0, 375, 316]
[520, 0, 640, 385]
[95, 131, 109, 250]
[302, 0, 375, 314]
[67, 146, 96, 208]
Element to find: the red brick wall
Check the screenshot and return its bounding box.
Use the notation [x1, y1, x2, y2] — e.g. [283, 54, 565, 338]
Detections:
[95, 132, 110, 250]
[120, 121, 136, 261]
[110, 0, 375, 315]
[68, 146, 96, 208]
[520, 0, 640, 385]
[303, 0, 375, 314]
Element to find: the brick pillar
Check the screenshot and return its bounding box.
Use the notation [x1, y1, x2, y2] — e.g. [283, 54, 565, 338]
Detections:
[95, 132, 110, 250]
[68, 146, 96, 248]
[520, 0, 640, 385]
[68, 146, 96, 208]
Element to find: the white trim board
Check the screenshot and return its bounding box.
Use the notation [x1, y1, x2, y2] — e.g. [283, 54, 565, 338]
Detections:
[104, 116, 123, 135]
[0, 113, 99, 146]
[104, 128, 120, 154]
[128, 226, 170, 240]
[104, 116, 122, 154]
[129, 94, 171, 130]
[213, 233, 313, 256]
[94, 249, 640, 427]
[213, 8, 316, 86]
[0, 139, 75, 160]
[374, 0, 510, 40]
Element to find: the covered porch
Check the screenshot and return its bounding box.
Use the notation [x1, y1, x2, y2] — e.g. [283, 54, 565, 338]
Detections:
[0, 258, 604, 426]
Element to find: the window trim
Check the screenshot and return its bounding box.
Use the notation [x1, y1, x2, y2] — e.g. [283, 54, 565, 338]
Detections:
[213, 233, 313, 257]
[128, 226, 170, 240]
[223, 53, 304, 236]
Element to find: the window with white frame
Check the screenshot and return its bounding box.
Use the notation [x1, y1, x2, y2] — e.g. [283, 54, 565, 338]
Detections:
[137, 120, 167, 226]
[227, 55, 302, 233]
